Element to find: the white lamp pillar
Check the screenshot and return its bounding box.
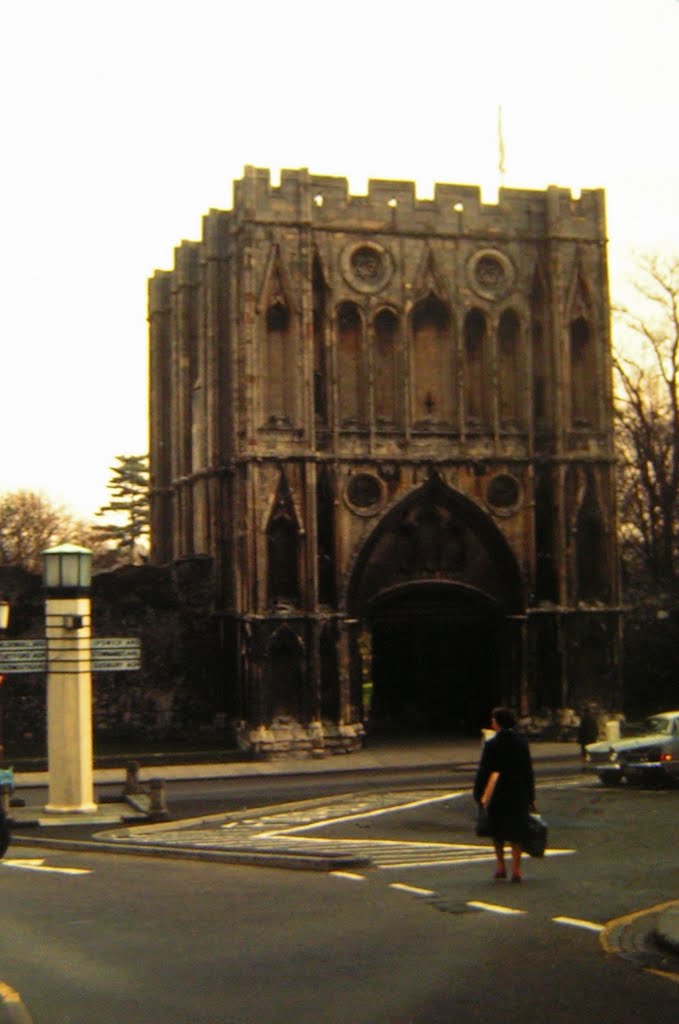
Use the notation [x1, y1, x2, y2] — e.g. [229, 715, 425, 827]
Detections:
[42, 544, 97, 813]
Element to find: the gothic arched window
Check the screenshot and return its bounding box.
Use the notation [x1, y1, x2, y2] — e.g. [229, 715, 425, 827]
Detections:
[531, 270, 551, 430]
[267, 516, 299, 606]
[411, 295, 454, 426]
[266, 475, 300, 607]
[498, 308, 522, 426]
[570, 317, 597, 426]
[264, 302, 294, 426]
[576, 484, 609, 601]
[316, 465, 336, 606]
[374, 308, 399, 427]
[337, 302, 366, 426]
[312, 256, 328, 426]
[464, 308, 488, 426]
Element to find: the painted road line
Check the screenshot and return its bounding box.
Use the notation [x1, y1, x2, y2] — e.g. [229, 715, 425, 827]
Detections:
[274, 791, 466, 834]
[467, 901, 526, 915]
[2, 859, 91, 876]
[382, 855, 496, 870]
[553, 916, 603, 932]
[390, 883, 436, 897]
[646, 968, 679, 986]
[379, 847, 576, 870]
[330, 871, 367, 882]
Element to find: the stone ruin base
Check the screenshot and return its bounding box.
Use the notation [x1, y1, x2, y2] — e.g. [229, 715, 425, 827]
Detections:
[237, 718, 365, 760]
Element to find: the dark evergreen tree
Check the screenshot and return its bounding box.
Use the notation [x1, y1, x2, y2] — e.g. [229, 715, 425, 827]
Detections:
[95, 454, 150, 563]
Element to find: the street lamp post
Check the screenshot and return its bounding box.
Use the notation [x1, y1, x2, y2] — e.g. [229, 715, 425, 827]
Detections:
[42, 544, 97, 813]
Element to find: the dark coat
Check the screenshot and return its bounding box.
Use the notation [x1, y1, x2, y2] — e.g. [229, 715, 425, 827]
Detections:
[473, 728, 535, 844]
[577, 711, 598, 748]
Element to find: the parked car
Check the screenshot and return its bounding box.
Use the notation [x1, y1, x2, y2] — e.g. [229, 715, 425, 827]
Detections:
[585, 711, 679, 786]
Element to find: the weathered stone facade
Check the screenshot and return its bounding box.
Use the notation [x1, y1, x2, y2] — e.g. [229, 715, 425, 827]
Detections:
[148, 166, 621, 756]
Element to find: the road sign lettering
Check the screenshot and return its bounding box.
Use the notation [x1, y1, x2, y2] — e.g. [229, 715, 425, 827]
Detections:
[92, 658, 141, 672]
[92, 638, 141, 652]
[0, 651, 47, 663]
[0, 637, 140, 674]
[0, 662, 46, 674]
[0, 639, 47, 652]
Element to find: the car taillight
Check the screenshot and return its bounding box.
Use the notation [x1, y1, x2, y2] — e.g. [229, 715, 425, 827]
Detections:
[660, 752, 673, 762]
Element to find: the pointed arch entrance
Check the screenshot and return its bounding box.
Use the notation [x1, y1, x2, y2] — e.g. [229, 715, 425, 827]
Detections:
[346, 474, 525, 734]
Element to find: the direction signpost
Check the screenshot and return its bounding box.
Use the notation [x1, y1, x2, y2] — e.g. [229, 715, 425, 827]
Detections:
[0, 639, 47, 674]
[0, 637, 141, 674]
[91, 637, 142, 672]
[0, 544, 145, 815]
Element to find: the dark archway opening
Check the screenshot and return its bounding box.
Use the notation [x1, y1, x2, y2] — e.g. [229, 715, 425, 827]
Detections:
[365, 582, 507, 736]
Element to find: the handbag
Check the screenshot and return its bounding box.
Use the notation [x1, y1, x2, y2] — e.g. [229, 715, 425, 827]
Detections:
[475, 771, 500, 837]
[523, 813, 548, 858]
[475, 804, 493, 837]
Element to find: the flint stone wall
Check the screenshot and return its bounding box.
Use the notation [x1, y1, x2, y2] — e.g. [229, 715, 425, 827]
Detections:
[0, 558, 225, 757]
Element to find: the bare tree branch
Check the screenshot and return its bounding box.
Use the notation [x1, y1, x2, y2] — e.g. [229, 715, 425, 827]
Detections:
[614, 254, 679, 587]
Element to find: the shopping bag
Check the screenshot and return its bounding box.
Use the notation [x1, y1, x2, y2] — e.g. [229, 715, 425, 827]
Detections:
[523, 813, 548, 857]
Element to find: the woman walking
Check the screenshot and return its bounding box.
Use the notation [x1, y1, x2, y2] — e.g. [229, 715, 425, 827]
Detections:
[474, 707, 536, 883]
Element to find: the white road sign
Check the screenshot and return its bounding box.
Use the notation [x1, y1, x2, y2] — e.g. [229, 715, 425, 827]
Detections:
[0, 637, 140, 673]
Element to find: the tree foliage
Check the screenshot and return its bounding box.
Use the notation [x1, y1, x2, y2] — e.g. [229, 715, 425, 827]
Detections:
[0, 490, 97, 573]
[94, 454, 150, 564]
[614, 254, 679, 589]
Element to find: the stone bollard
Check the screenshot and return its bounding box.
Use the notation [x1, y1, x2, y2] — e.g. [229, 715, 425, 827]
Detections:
[148, 778, 170, 821]
[124, 760, 142, 796]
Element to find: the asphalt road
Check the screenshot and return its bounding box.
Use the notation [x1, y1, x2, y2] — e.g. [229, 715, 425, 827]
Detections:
[1, 772, 678, 1023]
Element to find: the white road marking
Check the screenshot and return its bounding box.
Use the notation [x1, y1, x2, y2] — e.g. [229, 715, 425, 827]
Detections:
[379, 847, 576, 870]
[382, 854, 497, 870]
[2, 858, 91, 876]
[273, 790, 466, 834]
[553, 916, 604, 932]
[389, 883, 436, 897]
[540, 778, 590, 789]
[467, 901, 526, 915]
[330, 871, 366, 881]
[115, 785, 580, 873]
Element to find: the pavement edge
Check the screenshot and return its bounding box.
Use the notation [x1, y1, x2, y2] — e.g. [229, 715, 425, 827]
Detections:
[600, 900, 679, 982]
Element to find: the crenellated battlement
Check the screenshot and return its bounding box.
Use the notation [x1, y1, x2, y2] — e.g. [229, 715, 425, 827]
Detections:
[226, 165, 605, 240]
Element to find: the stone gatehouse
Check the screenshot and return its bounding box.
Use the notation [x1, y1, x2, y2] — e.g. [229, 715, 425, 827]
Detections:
[148, 166, 621, 755]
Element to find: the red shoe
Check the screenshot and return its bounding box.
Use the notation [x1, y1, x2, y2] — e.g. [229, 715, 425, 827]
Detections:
[493, 869, 507, 880]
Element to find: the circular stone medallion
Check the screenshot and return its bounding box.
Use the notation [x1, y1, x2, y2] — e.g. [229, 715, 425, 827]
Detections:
[340, 241, 393, 294]
[468, 248, 515, 301]
[486, 473, 521, 513]
[345, 472, 386, 515]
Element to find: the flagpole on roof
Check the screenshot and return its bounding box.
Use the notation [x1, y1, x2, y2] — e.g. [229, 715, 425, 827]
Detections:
[497, 104, 506, 189]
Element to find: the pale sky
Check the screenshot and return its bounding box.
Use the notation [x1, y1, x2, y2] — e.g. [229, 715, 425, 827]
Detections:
[2, 0, 678, 521]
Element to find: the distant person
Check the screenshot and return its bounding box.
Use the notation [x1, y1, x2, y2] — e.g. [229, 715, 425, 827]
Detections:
[577, 705, 598, 760]
[474, 707, 536, 883]
[0, 802, 9, 859]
